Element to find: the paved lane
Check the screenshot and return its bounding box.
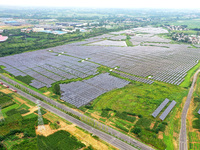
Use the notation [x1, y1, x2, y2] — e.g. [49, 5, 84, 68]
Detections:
[179, 69, 200, 150]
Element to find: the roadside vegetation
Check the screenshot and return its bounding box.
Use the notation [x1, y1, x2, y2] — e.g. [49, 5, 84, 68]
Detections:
[188, 74, 200, 149]
[0, 84, 116, 150]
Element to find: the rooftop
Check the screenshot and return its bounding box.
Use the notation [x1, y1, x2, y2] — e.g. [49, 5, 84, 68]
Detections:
[0, 35, 8, 42]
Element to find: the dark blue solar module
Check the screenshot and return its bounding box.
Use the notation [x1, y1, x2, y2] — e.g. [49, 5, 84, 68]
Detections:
[159, 100, 176, 121]
[152, 98, 170, 118]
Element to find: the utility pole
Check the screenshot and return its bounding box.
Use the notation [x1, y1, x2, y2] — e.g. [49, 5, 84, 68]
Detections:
[37, 100, 45, 132]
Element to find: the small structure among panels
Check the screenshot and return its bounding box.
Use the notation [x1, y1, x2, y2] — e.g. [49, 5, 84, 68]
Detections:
[198, 109, 200, 115]
[159, 100, 176, 121]
[152, 98, 170, 118]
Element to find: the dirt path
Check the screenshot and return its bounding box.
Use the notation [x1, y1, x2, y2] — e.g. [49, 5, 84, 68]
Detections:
[14, 96, 32, 108]
[0, 88, 12, 94]
[22, 106, 38, 116]
[179, 69, 200, 150]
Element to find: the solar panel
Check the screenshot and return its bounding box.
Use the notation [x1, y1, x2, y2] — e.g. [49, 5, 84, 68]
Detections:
[60, 73, 129, 107]
[159, 100, 176, 121]
[152, 98, 170, 118]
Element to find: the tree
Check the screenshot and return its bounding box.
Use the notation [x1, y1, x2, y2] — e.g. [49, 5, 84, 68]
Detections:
[53, 84, 60, 95]
[131, 127, 141, 135]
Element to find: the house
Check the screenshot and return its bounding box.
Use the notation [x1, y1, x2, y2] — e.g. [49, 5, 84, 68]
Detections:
[0, 35, 8, 42]
[32, 28, 44, 32]
[21, 28, 32, 33]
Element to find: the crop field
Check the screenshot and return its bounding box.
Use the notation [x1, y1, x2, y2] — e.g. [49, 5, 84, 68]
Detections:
[37, 130, 86, 150]
[168, 19, 200, 29]
[0, 85, 115, 150]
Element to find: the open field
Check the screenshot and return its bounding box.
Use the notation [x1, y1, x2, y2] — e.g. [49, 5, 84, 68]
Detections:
[80, 80, 188, 150]
[168, 19, 200, 29]
[92, 81, 187, 118]
[0, 25, 33, 30]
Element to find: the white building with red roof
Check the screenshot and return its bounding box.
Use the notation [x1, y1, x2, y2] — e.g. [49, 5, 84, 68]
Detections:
[0, 35, 8, 42]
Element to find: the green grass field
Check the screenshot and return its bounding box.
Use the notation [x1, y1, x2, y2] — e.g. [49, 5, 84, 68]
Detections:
[92, 81, 187, 118]
[37, 130, 86, 150]
[168, 19, 200, 29]
[0, 92, 14, 108]
[88, 80, 188, 150]
[180, 62, 200, 88]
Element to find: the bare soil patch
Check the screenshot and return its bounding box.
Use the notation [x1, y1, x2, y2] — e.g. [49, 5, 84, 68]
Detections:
[0, 88, 12, 94]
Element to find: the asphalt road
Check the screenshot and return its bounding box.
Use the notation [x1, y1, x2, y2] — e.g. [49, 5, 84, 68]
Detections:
[179, 69, 200, 150]
[0, 75, 154, 150]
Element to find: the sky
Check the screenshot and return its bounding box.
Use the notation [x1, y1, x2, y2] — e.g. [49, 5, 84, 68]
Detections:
[0, 0, 200, 9]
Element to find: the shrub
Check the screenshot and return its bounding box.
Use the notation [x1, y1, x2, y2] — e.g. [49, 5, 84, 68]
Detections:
[139, 130, 167, 150]
[15, 75, 34, 85]
[52, 84, 61, 95]
[115, 124, 129, 132]
[101, 109, 110, 118]
[85, 105, 93, 109]
[131, 127, 141, 135]
[135, 118, 151, 128]
[115, 112, 136, 122]
[138, 114, 143, 118]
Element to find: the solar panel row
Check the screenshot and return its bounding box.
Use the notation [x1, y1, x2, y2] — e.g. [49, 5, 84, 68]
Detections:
[159, 100, 176, 121]
[60, 73, 129, 107]
[152, 98, 170, 118]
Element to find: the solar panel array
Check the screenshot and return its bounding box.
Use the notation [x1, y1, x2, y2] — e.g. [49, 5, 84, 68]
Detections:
[159, 100, 176, 121]
[112, 71, 154, 84]
[1, 27, 200, 87]
[152, 98, 170, 118]
[89, 40, 127, 47]
[130, 35, 171, 44]
[109, 35, 127, 41]
[60, 73, 129, 107]
[0, 50, 99, 89]
[51, 43, 200, 85]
